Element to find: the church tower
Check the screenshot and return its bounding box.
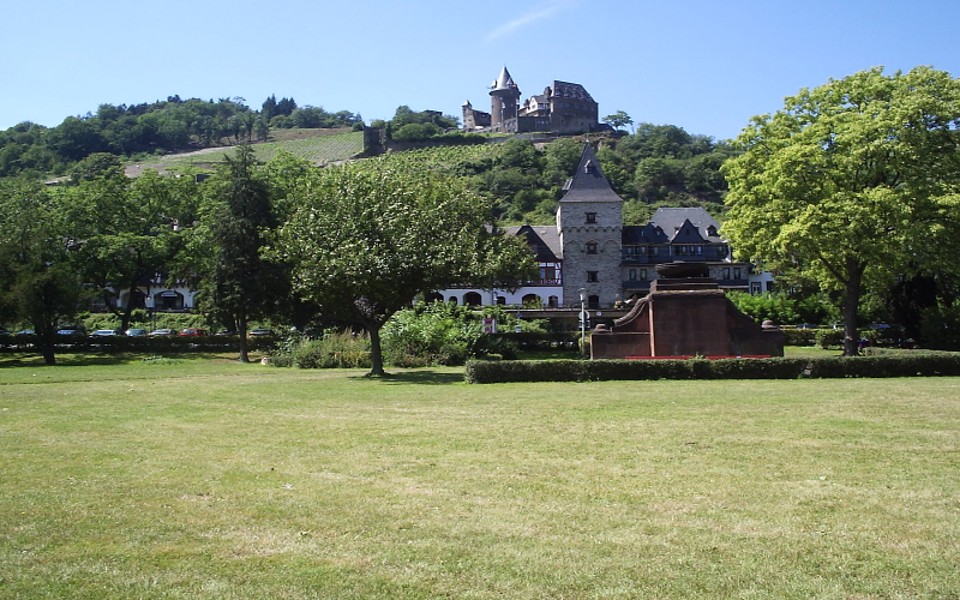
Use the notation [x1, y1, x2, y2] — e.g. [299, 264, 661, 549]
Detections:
[557, 144, 624, 308]
[489, 66, 521, 131]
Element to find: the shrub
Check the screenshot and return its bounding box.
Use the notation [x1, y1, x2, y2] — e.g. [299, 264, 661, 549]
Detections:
[920, 301, 960, 350]
[780, 328, 817, 346]
[287, 331, 371, 369]
[464, 352, 960, 383]
[815, 328, 845, 349]
[382, 302, 532, 367]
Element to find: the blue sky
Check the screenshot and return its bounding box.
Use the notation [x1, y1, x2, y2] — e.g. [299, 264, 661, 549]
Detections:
[3, 0, 959, 140]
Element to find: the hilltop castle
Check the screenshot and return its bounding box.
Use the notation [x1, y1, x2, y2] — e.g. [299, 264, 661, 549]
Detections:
[462, 66, 600, 135]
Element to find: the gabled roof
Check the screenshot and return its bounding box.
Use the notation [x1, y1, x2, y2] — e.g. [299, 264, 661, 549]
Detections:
[649, 207, 723, 242]
[508, 224, 562, 260]
[559, 144, 624, 205]
[551, 81, 595, 103]
[671, 219, 707, 243]
[622, 222, 669, 245]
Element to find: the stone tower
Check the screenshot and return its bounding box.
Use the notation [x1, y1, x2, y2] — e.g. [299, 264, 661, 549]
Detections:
[489, 66, 520, 130]
[557, 144, 624, 308]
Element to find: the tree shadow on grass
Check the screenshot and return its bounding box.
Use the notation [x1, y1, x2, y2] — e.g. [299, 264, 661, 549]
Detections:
[0, 353, 139, 368]
[355, 370, 465, 385]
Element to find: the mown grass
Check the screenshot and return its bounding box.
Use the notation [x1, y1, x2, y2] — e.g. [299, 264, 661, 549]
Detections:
[2, 357, 959, 598]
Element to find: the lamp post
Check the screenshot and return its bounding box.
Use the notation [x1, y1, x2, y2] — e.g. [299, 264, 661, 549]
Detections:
[145, 294, 155, 332]
[578, 288, 587, 358]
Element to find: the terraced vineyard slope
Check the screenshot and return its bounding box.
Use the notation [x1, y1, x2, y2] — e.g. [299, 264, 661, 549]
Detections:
[127, 129, 364, 176]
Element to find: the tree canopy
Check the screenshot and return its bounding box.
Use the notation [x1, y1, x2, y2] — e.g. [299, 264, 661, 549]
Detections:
[268, 161, 535, 376]
[191, 146, 286, 362]
[0, 179, 84, 364]
[722, 66, 960, 355]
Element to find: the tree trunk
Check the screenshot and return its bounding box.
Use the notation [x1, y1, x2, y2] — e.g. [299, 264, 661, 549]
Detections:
[37, 322, 57, 366]
[842, 258, 865, 357]
[368, 324, 385, 377]
[119, 277, 140, 332]
[238, 307, 250, 363]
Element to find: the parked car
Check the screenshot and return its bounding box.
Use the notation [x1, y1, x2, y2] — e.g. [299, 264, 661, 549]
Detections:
[56, 327, 86, 336]
[90, 329, 120, 338]
[248, 328, 275, 337]
[179, 328, 208, 337]
[148, 328, 177, 337]
[16, 329, 35, 336]
[125, 328, 147, 337]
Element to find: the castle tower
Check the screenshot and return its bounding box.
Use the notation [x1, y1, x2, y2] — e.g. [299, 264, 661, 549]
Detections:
[489, 66, 521, 131]
[557, 144, 624, 308]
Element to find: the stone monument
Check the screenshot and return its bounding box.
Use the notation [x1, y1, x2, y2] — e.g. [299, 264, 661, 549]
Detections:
[590, 262, 784, 359]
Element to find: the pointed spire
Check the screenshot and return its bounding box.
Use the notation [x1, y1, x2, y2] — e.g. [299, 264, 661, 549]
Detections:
[559, 144, 623, 204]
[491, 65, 518, 92]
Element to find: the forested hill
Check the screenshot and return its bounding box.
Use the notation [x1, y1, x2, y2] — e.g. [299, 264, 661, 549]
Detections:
[0, 95, 362, 178]
[1, 95, 734, 224]
[364, 128, 735, 226]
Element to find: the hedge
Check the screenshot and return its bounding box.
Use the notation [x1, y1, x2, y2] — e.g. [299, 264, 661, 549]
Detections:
[464, 352, 960, 383]
[0, 334, 275, 354]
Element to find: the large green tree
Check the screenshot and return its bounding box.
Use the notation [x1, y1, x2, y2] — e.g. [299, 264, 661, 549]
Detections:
[602, 110, 634, 133]
[64, 169, 198, 332]
[0, 179, 84, 365]
[722, 66, 960, 355]
[269, 163, 535, 376]
[193, 145, 285, 362]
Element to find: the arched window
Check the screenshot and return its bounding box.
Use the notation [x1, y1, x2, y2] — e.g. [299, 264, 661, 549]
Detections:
[425, 292, 444, 303]
[464, 292, 483, 306]
[522, 294, 540, 306]
[155, 291, 184, 310]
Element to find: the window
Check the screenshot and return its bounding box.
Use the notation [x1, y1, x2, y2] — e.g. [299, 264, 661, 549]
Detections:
[722, 267, 731, 280]
[733, 267, 742, 280]
[629, 269, 637, 281]
[587, 271, 598, 283]
[585, 212, 597, 224]
[640, 269, 648, 281]
[586, 242, 598, 254]
[540, 265, 556, 283]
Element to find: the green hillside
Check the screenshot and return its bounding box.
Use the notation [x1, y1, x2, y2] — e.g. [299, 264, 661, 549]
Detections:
[128, 129, 364, 175]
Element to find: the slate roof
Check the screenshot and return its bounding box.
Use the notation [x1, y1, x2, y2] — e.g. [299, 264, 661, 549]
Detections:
[491, 66, 519, 93]
[551, 81, 595, 103]
[559, 144, 624, 205]
[621, 223, 669, 245]
[508, 225, 563, 261]
[648, 207, 723, 242]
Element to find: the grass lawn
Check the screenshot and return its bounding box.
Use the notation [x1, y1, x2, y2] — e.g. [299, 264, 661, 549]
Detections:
[2, 355, 959, 598]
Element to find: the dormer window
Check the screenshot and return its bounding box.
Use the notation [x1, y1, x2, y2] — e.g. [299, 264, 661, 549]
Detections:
[586, 212, 597, 224]
[707, 225, 718, 237]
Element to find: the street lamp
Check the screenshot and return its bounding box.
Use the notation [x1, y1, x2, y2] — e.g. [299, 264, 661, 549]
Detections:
[578, 288, 587, 358]
[145, 294, 155, 332]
